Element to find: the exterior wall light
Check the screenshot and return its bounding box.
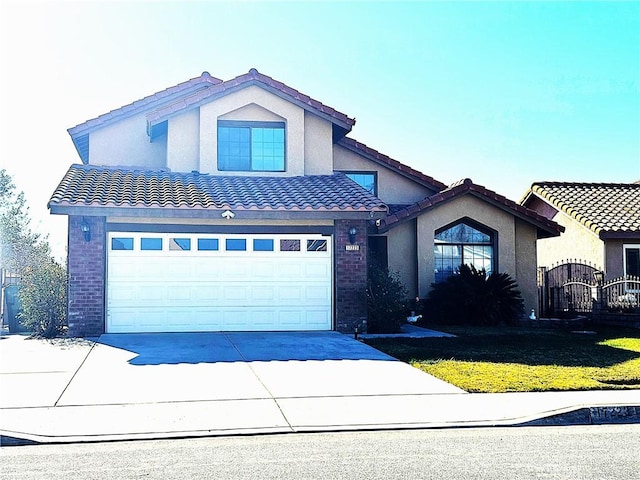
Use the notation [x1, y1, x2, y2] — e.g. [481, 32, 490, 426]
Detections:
[80, 218, 91, 242]
[348, 226, 358, 245]
[593, 270, 605, 286]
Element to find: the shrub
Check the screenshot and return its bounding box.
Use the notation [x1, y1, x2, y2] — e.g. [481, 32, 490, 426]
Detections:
[18, 256, 67, 337]
[366, 263, 408, 333]
[420, 264, 524, 326]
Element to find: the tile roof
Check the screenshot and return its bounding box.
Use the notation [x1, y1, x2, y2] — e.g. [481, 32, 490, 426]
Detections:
[337, 137, 447, 192]
[48, 165, 387, 220]
[145, 68, 355, 134]
[68, 71, 223, 136]
[527, 182, 640, 238]
[378, 178, 563, 238]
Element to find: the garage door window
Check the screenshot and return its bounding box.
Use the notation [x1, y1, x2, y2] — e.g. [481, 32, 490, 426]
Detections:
[226, 239, 247, 251]
[280, 239, 300, 251]
[253, 239, 274, 251]
[197, 238, 219, 251]
[112, 237, 134, 250]
[170, 238, 191, 251]
[141, 238, 163, 251]
[307, 239, 327, 252]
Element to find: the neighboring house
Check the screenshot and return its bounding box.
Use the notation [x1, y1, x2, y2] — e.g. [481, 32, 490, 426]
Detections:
[521, 182, 640, 279]
[49, 69, 562, 336]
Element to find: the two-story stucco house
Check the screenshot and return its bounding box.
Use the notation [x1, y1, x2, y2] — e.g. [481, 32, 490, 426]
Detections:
[49, 69, 562, 336]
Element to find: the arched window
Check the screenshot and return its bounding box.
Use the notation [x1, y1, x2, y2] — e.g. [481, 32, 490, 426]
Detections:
[434, 220, 495, 283]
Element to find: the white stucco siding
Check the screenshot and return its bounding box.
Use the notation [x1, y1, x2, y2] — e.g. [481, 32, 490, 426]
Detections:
[416, 196, 518, 296]
[304, 112, 333, 175]
[199, 86, 305, 176]
[536, 212, 605, 270]
[167, 109, 200, 172]
[89, 114, 167, 168]
[333, 145, 435, 204]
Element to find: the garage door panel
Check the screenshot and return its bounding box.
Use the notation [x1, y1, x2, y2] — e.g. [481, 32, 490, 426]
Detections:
[107, 233, 332, 333]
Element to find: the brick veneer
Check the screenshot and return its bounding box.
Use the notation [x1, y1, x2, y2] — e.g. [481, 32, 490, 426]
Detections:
[335, 219, 369, 334]
[67, 216, 106, 337]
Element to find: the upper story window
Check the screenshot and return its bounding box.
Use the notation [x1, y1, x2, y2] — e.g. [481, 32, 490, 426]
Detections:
[218, 121, 285, 172]
[434, 220, 495, 283]
[342, 172, 377, 195]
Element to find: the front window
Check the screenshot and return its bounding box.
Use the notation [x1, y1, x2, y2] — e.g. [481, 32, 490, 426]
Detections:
[434, 220, 495, 283]
[342, 172, 377, 195]
[624, 245, 640, 277]
[218, 121, 285, 172]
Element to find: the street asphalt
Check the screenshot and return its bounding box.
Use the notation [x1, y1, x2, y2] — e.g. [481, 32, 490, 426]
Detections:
[0, 328, 638, 445]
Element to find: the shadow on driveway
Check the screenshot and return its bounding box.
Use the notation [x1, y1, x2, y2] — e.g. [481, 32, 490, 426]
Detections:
[97, 331, 396, 365]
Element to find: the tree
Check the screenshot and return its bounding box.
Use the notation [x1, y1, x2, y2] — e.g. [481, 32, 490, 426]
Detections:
[0, 169, 67, 337]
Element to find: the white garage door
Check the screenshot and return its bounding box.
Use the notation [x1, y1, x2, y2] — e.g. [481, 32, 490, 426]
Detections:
[106, 232, 333, 333]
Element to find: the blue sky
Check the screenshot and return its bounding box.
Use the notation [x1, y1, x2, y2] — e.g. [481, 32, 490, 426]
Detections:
[1, 1, 639, 259]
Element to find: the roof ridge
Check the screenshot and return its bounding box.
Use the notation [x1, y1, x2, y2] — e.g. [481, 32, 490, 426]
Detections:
[379, 178, 563, 238]
[68, 72, 221, 134]
[532, 181, 640, 188]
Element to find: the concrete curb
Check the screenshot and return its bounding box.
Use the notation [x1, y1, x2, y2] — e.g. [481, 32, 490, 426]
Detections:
[2, 404, 638, 446]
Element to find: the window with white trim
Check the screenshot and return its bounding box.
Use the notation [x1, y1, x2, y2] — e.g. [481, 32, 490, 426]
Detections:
[218, 121, 285, 172]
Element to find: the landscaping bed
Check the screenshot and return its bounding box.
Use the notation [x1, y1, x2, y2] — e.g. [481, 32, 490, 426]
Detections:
[364, 325, 640, 393]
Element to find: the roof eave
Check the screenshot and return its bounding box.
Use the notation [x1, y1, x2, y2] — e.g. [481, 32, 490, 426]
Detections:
[48, 204, 387, 221]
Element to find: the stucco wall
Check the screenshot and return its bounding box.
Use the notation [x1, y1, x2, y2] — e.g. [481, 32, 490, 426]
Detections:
[536, 211, 605, 270]
[333, 145, 435, 204]
[515, 218, 539, 314]
[603, 239, 640, 279]
[386, 220, 418, 297]
[304, 111, 333, 175]
[167, 109, 200, 172]
[89, 114, 167, 168]
[414, 195, 533, 299]
[200, 86, 307, 176]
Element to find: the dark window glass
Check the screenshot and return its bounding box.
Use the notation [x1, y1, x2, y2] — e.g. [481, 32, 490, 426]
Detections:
[170, 238, 191, 251]
[111, 237, 134, 251]
[197, 239, 219, 251]
[141, 238, 163, 251]
[253, 239, 274, 251]
[226, 238, 247, 251]
[218, 121, 285, 172]
[307, 239, 327, 252]
[434, 222, 494, 283]
[344, 172, 376, 195]
[626, 248, 640, 277]
[280, 239, 301, 252]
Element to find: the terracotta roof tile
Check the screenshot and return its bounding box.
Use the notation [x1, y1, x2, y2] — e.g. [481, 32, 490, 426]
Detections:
[529, 182, 640, 236]
[337, 137, 447, 192]
[48, 165, 387, 217]
[145, 68, 355, 131]
[68, 72, 222, 136]
[378, 178, 563, 238]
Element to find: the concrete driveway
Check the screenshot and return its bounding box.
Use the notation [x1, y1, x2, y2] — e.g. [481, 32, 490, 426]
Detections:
[55, 331, 464, 406]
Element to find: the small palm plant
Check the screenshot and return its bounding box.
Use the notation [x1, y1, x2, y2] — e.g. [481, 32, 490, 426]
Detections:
[421, 264, 524, 326]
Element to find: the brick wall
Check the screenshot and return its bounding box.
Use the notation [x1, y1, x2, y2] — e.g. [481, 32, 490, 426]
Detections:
[335, 219, 368, 333]
[67, 216, 106, 337]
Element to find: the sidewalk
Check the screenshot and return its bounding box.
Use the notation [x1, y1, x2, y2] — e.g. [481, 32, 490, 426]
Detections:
[1, 332, 639, 445]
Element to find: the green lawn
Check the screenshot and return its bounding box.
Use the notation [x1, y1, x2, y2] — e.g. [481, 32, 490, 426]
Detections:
[364, 326, 640, 393]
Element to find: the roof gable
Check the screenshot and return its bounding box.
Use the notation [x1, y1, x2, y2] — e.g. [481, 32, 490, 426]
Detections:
[379, 178, 563, 238]
[145, 68, 355, 141]
[523, 182, 640, 238]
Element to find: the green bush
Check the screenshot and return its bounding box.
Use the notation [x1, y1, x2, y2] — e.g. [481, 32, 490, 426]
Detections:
[366, 263, 408, 333]
[18, 255, 67, 338]
[420, 264, 524, 326]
